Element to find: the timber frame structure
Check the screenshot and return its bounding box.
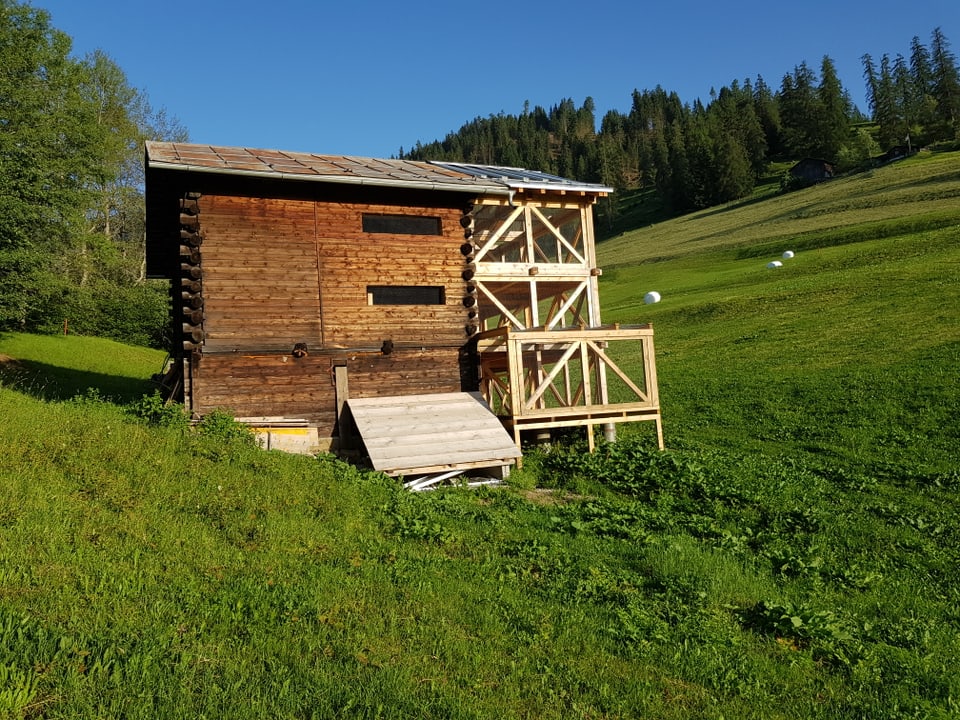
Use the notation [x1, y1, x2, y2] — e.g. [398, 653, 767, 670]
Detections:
[465, 193, 663, 451]
[144, 143, 662, 475]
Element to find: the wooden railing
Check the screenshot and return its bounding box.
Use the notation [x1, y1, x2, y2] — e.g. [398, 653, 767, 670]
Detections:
[476, 324, 663, 450]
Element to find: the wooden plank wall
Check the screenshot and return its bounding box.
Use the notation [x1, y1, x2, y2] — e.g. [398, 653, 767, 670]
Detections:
[315, 202, 467, 348]
[190, 193, 472, 432]
[196, 354, 337, 433]
[345, 348, 464, 399]
[193, 348, 465, 438]
[200, 195, 322, 352]
[199, 195, 468, 350]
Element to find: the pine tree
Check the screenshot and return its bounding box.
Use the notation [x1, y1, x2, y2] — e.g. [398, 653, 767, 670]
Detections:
[874, 54, 903, 148]
[598, 110, 629, 189]
[930, 27, 960, 138]
[909, 35, 937, 137]
[683, 108, 712, 208]
[818, 56, 850, 159]
[712, 82, 766, 178]
[779, 63, 823, 157]
[664, 118, 691, 211]
[753, 75, 783, 157]
[711, 128, 754, 203]
[893, 54, 913, 128]
[862, 53, 879, 118]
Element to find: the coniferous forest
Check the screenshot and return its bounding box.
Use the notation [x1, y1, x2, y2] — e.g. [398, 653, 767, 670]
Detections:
[2, 0, 959, 346]
[401, 29, 960, 216]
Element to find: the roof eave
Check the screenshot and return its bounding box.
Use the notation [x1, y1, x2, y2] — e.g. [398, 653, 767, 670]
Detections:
[508, 181, 614, 195]
[146, 159, 513, 196]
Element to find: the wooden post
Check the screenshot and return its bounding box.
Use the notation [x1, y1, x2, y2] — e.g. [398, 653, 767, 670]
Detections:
[507, 331, 524, 428]
[579, 340, 592, 407]
[642, 330, 665, 450]
[334, 365, 352, 449]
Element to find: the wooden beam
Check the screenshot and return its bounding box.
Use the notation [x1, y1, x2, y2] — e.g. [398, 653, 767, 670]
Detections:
[472, 205, 524, 263]
[522, 341, 581, 411]
[545, 281, 589, 330]
[585, 340, 649, 401]
[530, 206, 585, 264]
[476, 281, 527, 330]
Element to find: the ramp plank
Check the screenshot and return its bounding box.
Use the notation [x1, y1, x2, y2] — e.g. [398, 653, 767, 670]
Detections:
[347, 392, 521, 476]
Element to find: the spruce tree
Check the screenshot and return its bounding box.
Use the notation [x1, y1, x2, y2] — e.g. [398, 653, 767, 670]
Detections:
[909, 36, 937, 137]
[875, 54, 903, 148]
[779, 63, 823, 158]
[930, 27, 960, 138]
[818, 56, 850, 159]
[862, 53, 879, 118]
[753, 75, 783, 157]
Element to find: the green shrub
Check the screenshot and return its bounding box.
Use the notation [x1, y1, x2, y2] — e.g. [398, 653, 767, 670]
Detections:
[195, 408, 257, 446]
[129, 390, 188, 429]
[27, 279, 170, 348]
[735, 600, 863, 668]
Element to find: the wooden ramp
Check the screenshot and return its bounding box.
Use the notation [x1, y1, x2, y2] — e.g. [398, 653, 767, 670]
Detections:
[346, 392, 522, 478]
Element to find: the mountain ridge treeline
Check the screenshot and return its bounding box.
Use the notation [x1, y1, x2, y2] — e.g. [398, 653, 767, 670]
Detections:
[401, 28, 960, 216]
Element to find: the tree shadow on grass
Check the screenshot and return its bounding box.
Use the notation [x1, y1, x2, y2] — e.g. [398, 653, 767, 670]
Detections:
[0, 357, 155, 404]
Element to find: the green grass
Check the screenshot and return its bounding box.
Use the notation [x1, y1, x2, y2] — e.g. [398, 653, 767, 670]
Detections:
[598, 148, 960, 473]
[0, 333, 165, 403]
[0, 150, 959, 718]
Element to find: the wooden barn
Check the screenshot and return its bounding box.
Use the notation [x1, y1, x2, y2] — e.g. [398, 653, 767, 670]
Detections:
[788, 158, 835, 184]
[145, 142, 662, 481]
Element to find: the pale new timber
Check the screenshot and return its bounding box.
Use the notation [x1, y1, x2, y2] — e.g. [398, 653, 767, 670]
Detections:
[347, 392, 521, 476]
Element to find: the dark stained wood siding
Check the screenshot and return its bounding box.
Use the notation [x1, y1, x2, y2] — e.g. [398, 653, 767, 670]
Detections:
[200, 195, 322, 352]
[196, 353, 337, 433]
[189, 190, 472, 432]
[315, 201, 467, 348]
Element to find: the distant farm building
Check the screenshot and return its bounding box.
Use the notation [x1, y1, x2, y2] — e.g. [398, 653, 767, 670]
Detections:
[144, 142, 662, 480]
[879, 145, 911, 163]
[788, 158, 835, 184]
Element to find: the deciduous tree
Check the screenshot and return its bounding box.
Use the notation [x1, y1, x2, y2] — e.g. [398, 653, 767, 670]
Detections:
[0, 0, 185, 342]
[0, 0, 100, 327]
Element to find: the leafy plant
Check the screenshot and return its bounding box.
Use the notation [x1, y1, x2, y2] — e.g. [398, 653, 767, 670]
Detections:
[195, 408, 257, 446]
[129, 390, 189, 429]
[0, 662, 38, 716]
[735, 600, 862, 667]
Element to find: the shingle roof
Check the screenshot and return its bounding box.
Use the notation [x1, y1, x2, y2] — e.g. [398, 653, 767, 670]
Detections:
[145, 142, 611, 196]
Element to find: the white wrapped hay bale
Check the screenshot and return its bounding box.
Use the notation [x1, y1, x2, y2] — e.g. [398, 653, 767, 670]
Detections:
[767, 261, 783, 269]
[782, 250, 795, 259]
[643, 291, 661, 304]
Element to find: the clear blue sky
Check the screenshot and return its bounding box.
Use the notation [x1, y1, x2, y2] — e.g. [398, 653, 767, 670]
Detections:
[32, 0, 960, 160]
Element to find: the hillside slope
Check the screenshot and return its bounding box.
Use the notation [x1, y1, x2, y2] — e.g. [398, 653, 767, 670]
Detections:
[596, 149, 960, 472]
[599, 150, 960, 265]
[0, 151, 958, 718]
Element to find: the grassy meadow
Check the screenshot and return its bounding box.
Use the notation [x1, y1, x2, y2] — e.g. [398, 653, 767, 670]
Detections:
[600, 148, 960, 472]
[0, 149, 958, 718]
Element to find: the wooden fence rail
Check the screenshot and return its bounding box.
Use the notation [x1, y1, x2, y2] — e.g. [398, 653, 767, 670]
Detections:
[476, 324, 663, 451]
